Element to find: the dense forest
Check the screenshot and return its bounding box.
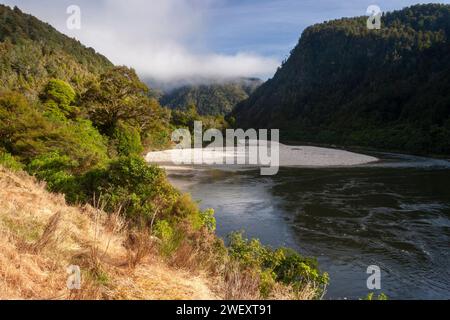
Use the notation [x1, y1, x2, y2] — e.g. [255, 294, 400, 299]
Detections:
[0, 5, 328, 299]
[0, 5, 112, 96]
[234, 4, 450, 155]
[161, 78, 262, 116]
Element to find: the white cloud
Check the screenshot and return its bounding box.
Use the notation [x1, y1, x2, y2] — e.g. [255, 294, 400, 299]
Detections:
[3, 0, 279, 82]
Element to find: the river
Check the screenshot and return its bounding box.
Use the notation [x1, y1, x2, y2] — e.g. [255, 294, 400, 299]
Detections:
[164, 152, 450, 300]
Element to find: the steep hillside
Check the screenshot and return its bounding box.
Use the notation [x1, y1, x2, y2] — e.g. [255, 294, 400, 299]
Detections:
[0, 166, 219, 299]
[234, 4, 450, 155]
[0, 5, 112, 96]
[161, 78, 262, 116]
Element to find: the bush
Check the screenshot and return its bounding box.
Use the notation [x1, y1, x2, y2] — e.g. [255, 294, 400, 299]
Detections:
[41, 79, 77, 118]
[26, 152, 81, 202]
[84, 155, 176, 223]
[228, 232, 329, 299]
[0, 151, 24, 171]
[111, 122, 144, 156]
[0, 91, 50, 157]
[154, 220, 183, 257]
[363, 292, 388, 300]
[172, 193, 199, 218]
[199, 208, 216, 232]
[273, 248, 329, 288]
[53, 119, 108, 172]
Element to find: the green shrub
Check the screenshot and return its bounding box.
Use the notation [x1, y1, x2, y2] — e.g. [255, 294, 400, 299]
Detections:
[154, 219, 183, 257]
[111, 122, 144, 156]
[259, 269, 277, 298]
[228, 232, 329, 299]
[0, 151, 24, 171]
[0, 91, 50, 157]
[199, 208, 216, 232]
[84, 155, 176, 222]
[26, 152, 82, 202]
[187, 207, 217, 232]
[228, 232, 268, 269]
[363, 292, 389, 300]
[53, 119, 109, 172]
[41, 79, 77, 118]
[273, 248, 329, 288]
[172, 193, 199, 218]
[42, 79, 76, 107]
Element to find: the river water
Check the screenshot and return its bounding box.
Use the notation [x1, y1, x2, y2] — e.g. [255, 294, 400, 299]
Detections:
[166, 152, 450, 300]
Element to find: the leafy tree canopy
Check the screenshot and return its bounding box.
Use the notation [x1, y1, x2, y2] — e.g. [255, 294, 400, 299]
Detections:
[82, 66, 158, 134]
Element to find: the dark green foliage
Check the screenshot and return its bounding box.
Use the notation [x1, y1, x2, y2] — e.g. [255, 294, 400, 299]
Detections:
[170, 104, 230, 139]
[81, 66, 172, 150]
[82, 66, 158, 134]
[0, 5, 111, 72]
[363, 292, 388, 300]
[0, 4, 112, 98]
[82, 155, 177, 222]
[0, 151, 23, 171]
[42, 79, 76, 107]
[234, 4, 450, 155]
[228, 232, 329, 298]
[161, 78, 262, 116]
[111, 122, 144, 156]
[171, 104, 201, 129]
[0, 90, 108, 172]
[41, 79, 77, 119]
[26, 152, 81, 201]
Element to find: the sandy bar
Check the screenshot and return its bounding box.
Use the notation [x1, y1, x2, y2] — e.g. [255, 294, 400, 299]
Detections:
[145, 142, 378, 169]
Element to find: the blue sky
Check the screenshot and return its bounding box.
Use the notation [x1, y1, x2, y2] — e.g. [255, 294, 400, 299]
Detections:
[2, 0, 449, 82]
[205, 0, 450, 59]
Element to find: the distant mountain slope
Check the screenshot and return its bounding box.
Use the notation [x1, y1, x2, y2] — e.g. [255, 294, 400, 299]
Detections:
[234, 4, 450, 155]
[0, 5, 112, 96]
[161, 78, 262, 116]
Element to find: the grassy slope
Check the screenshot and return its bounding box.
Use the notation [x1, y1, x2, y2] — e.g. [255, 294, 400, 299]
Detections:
[0, 166, 219, 300]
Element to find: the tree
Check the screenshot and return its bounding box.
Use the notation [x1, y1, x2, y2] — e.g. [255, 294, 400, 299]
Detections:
[171, 104, 200, 129]
[0, 91, 51, 156]
[82, 66, 157, 134]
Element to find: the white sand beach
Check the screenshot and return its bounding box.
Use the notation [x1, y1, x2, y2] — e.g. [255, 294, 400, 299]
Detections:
[145, 142, 378, 169]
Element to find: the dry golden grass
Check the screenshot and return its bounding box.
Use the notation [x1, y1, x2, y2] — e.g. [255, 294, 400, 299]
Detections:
[222, 262, 261, 300]
[0, 167, 220, 300]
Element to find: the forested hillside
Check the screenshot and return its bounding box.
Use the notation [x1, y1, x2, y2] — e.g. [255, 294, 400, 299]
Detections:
[161, 78, 262, 116]
[0, 5, 112, 96]
[234, 4, 450, 155]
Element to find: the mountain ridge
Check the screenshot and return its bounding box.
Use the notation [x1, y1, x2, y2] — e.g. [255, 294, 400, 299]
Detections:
[160, 77, 263, 116]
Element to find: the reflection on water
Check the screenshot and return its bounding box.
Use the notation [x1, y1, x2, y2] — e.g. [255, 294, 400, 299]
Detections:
[167, 153, 450, 299]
